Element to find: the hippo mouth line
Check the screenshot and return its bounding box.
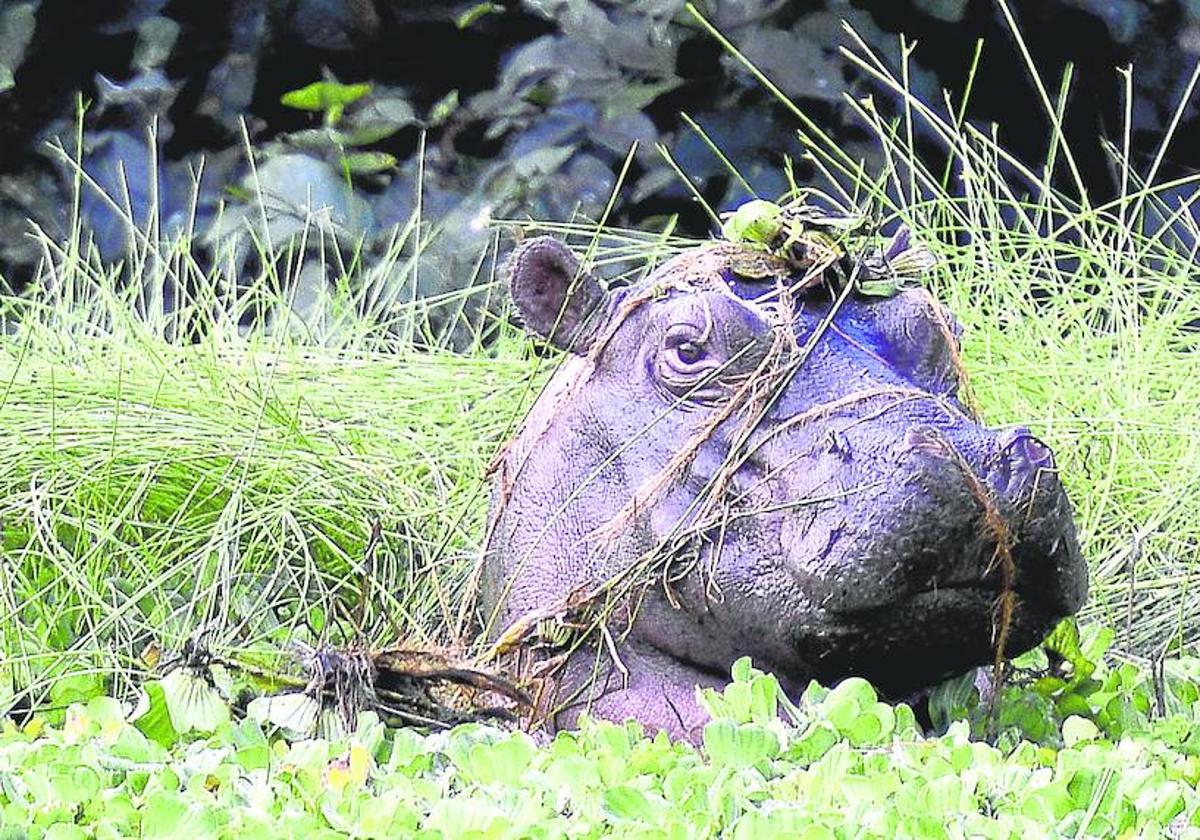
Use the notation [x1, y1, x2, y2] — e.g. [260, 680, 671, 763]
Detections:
[824, 539, 1073, 621]
[801, 575, 1067, 697]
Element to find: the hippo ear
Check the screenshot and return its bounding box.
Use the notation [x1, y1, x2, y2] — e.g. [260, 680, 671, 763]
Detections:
[507, 237, 610, 353]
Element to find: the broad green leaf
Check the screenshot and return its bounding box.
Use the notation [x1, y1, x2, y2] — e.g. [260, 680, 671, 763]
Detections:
[141, 791, 220, 840]
[703, 720, 779, 768]
[789, 723, 838, 763]
[246, 692, 319, 737]
[465, 734, 536, 784]
[603, 785, 658, 822]
[721, 199, 783, 246]
[730, 656, 755, 683]
[749, 673, 779, 722]
[49, 672, 106, 710]
[927, 670, 979, 731]
[1062, 715, 1100, 746]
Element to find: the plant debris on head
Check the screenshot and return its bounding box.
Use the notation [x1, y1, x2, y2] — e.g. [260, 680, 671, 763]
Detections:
[718, 195, 937, 298]
[484, 205, 962, 716]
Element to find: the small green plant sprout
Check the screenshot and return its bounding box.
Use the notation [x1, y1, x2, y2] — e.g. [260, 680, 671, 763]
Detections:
[719, 196, 935, 296]
[280, 79, 372, 126]
[279, 76, 421, 178]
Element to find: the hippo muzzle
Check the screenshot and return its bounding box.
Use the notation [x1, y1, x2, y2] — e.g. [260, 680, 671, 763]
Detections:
[481, 236, 1087, 740]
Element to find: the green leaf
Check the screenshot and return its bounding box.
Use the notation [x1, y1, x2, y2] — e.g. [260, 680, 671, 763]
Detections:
[1020, 784, 1074, 822]
[603, 785, 658, 822]
[845, 711, 883, 746]
[749, 673, 779, 722]
[824, 678, 876, 734]
[427, 89, 459, 127]
[131, 681, 179, 748]
[141, 791, 220, 840]
[49, 672, 107, 709]
[703, 721, 779, 768]
[280, 81, 372, 113]
[723, 680, 753, 723]
[730, 656, 755, 683]
[340, 151, 398, 176]
[1055, 692, 1093, 719]
[456, 2, 503, 28]
[721, 200, 783, 246]
[1042, 619, 1096, 690]
[338, 124, 399, 146]
[1032, 676, 1068, 697]
[1061, 715, 1100, 747]
[463, 735, 537, 784]
[246, 692, 319, 737]
[344, 96, 417, 142]
[927, 670, 980, 731]
[231, 719, 271, 771]
[158, 668, 229, 734]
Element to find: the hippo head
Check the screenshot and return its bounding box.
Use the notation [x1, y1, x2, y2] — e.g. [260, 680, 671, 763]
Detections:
[480, 236, 1086, 741]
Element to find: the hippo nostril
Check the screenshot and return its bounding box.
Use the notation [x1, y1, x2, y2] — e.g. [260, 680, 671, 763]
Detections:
[995, 425, 1033, 450]
[1012, 436, 1054, 471]
[991, 428, 1056, 497]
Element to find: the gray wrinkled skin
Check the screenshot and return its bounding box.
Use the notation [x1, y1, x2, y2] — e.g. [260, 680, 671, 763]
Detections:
[480, 236, 1087, 742]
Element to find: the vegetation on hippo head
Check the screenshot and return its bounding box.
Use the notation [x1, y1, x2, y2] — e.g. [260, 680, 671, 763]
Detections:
[718, 195, 937, 297]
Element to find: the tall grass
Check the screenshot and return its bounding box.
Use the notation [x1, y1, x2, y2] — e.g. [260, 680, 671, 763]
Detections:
[3, 6, 1200, 716]
[0, 132, 548, 710]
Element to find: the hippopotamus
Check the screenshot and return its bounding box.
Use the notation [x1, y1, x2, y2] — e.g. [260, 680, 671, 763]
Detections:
[479, 234, 1087, 741]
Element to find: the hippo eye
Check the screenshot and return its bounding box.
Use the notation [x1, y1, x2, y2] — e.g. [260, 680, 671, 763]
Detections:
[676, 341, 706, 365]
[659, 324, 721, 399]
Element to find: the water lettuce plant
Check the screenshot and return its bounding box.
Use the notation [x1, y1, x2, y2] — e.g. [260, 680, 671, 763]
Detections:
[4, 656, 1200, 838]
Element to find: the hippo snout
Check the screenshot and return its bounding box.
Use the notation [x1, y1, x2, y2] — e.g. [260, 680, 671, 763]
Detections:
[766, 416, 1084, 623]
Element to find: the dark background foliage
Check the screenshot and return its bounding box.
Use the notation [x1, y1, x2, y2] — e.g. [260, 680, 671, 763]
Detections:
[1, 0, 1197, 306]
